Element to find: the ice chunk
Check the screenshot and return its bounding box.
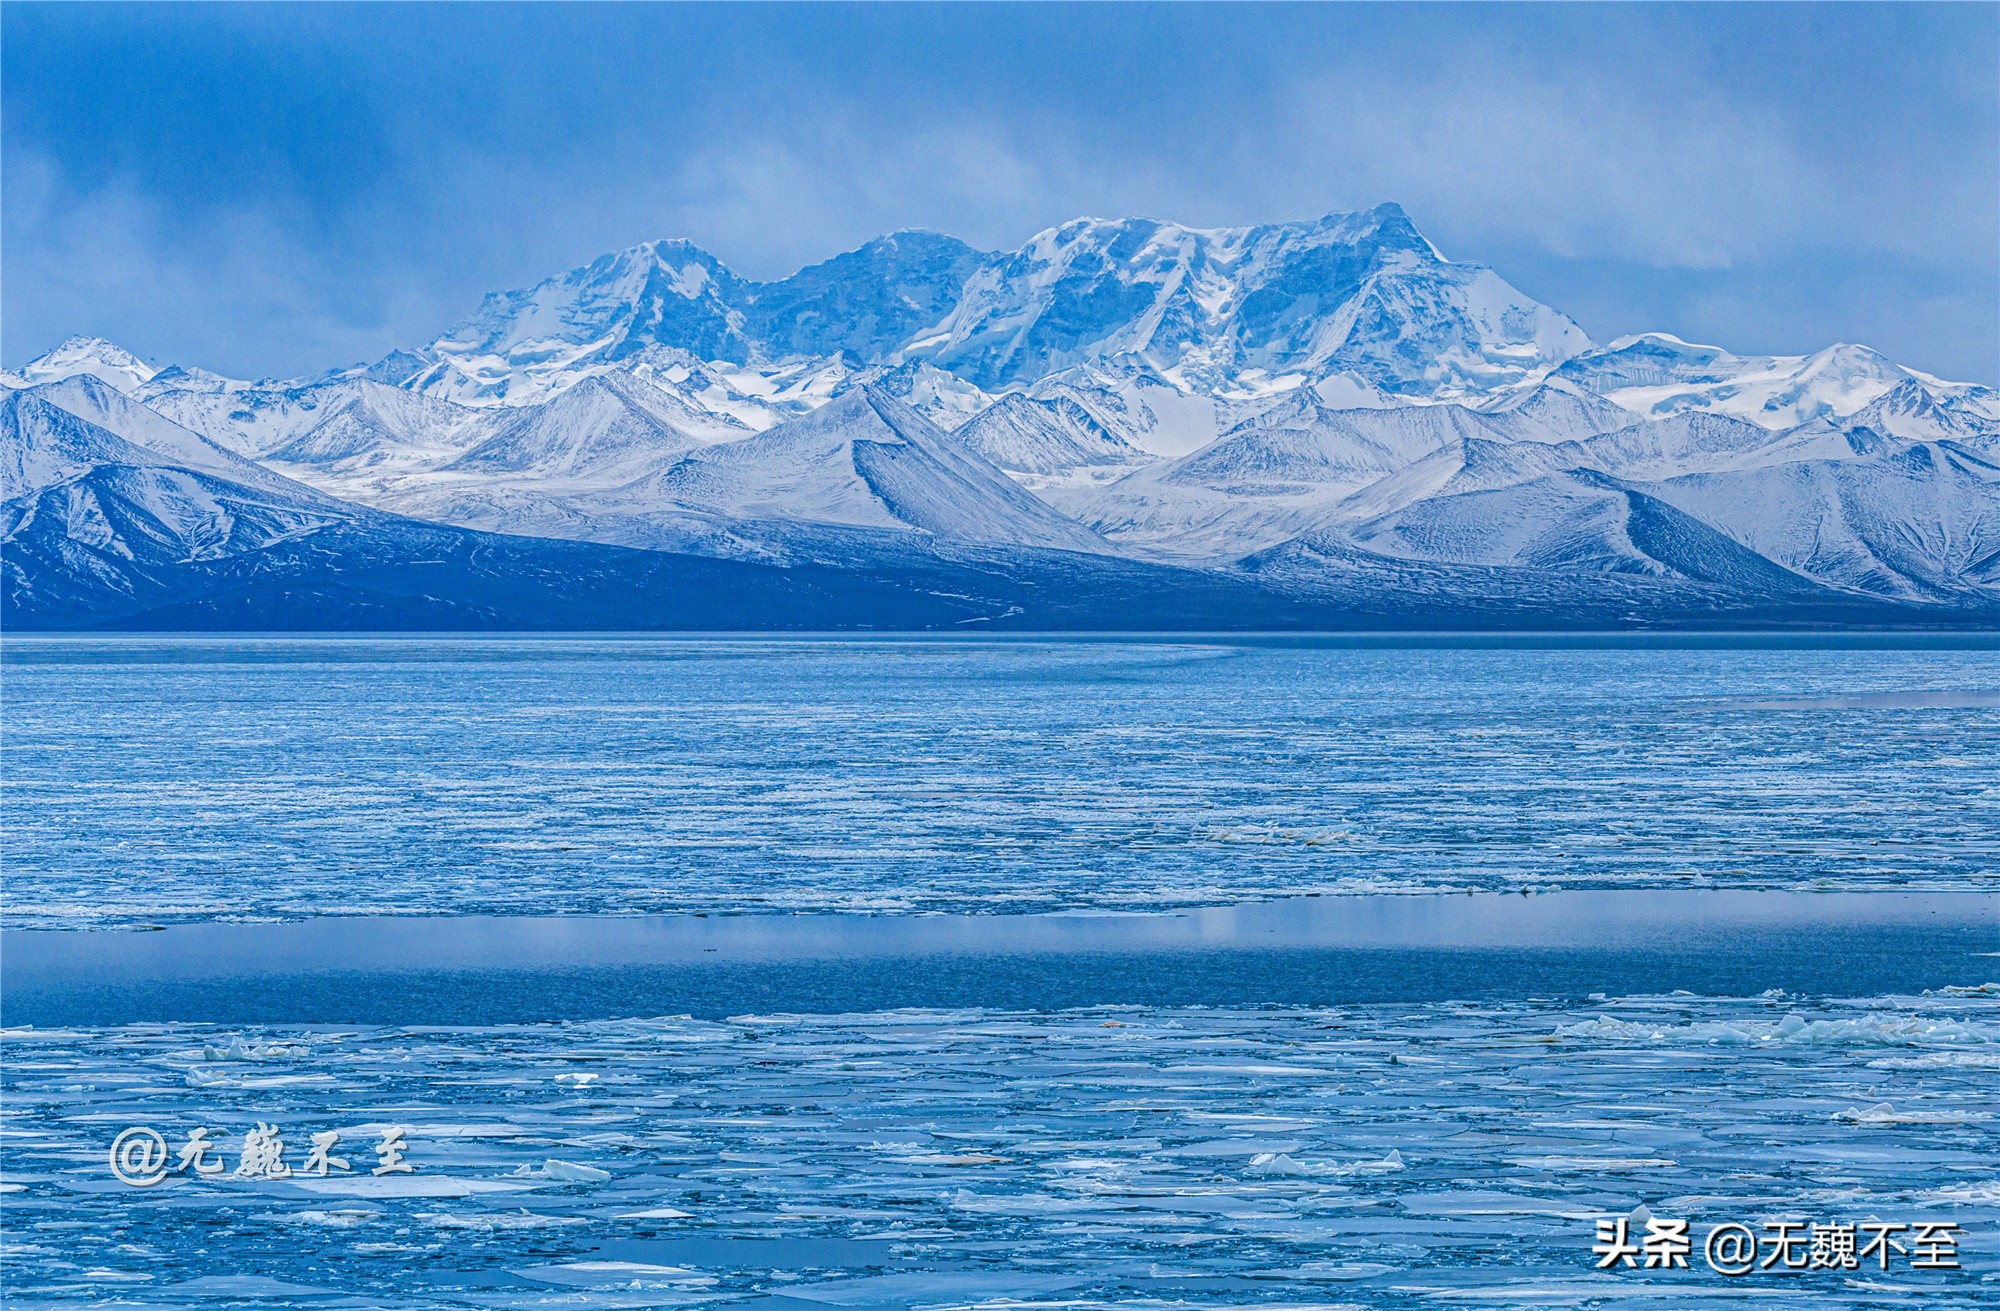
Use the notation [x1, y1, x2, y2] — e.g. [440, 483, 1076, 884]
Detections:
[514, 1159, 613, 1182]
[1832, 1102, 1990, 1125]
[419, 1209, 589, 1230]
[270, 1208, 378, 1228]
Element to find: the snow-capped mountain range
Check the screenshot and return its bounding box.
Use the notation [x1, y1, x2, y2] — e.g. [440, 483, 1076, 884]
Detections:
[7, 204, 1998, 628]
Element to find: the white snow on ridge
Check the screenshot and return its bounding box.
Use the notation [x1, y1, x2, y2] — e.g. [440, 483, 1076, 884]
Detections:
[445, 371, 748, 482]
[627, 387, 1115, 555]
[9, 376, 327, 502]
[7, 205, 1997, 607]
[1554, 334, 1986, 430]
[895, 206, 1592, 397]
[2, 336, 160, 393]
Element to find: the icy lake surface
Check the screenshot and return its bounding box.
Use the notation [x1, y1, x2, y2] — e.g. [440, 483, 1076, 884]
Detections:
[4, 635, 1996, 1306]
[4, 993, 1997, 1307]
[4, 634, 1998, 927]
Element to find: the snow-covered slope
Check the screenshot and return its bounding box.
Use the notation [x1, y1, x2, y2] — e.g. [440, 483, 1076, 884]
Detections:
[1060, 400, 1511, 558]
[832, 361, 994, 430]
[6, 393, 1139, 633]
[1580, 412, 1818, 480]
[138, 372, 490, 466]
[1048, 384, 1998, 609]
[1, 390, 360, 616]
[1473, 381, 1648, 443]
[1026, 366, 1217, 459]
[1551, 333, 1999, 431]
[617, 346, 855, 432]
[445, 372, 747, 481]
[1254, 421, 2000, 604]
[167, 373, 763, 548]
[629, 388, 1114, 555]
[9, 378, 327, 501]
[949, 392, 1150, 479]
[1344, 467, 1826, 593]
[1840, 379, 2000, 447]
[4, 463, 352, 577]
[262, 385, 492, 469]
[7, 203, 1995, 622]
[1637, 441, 2000, 602]
[3, 390, 187, 500]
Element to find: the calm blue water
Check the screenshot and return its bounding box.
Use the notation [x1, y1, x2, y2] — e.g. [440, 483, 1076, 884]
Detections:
[3, 635, 1996, 927]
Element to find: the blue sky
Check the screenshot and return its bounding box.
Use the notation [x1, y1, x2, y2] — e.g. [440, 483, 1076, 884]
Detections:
[5, 2, 1996, 383]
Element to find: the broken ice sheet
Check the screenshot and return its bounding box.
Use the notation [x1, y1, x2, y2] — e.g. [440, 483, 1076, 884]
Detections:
[3, 991, 1996, 1308]
[8, 641, 2000, 926]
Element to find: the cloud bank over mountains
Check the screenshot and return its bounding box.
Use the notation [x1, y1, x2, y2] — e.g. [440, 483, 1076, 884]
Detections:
[5, 4, 1994, 385]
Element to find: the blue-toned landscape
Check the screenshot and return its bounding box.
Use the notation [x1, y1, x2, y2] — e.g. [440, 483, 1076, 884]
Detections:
[4, 636, 1997, 1308]
[4, 199, 1998, 632]
[5, 209, 1998, 629]
[6, 637, 1999, 926]
[4, 3, 1998, 1308]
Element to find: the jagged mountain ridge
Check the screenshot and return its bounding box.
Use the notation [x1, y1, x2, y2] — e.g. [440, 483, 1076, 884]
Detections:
[7, 204, 1998, 625]
[367, 204, 1592, 407]
[0, 389, 1229, 631]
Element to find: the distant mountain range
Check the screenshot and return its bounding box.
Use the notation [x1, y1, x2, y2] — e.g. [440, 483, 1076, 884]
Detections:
[6, 204, 1997, 630]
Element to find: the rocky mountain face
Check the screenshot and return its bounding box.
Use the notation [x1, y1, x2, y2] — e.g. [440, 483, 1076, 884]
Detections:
[7, 205, 1997, 629]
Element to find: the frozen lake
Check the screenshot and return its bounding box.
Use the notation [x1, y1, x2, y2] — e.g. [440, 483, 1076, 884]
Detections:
[4, 634, 1997, 927]
[4, 986, 1996, 1308]
[3, 635, 1995, 1305]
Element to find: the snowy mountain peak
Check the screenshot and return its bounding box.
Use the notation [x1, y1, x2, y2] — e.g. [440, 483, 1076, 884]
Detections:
[1557, 335, 1931, 429]
[832, 361, 994, 429]
[899, 206, 1587, 395]
[441, 368, 737, 481]
[404, 228, 988, 408]
[389, 205, 1589, 411]
[1603, 331, 1723, 354]
[143, 363, 247, 394]
[4, 336, 161, 393]
[361, 349, 437, 387]
[8, 374, 327, 501]
[1281, 201, 1444, 265]
[1841, 377, 2000, 444]
[9, 221, 1998, 623]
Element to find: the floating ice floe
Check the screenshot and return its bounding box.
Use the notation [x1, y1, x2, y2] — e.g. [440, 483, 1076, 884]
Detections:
[514, 1159, 614, 1182]
[8, 993, 1995, 1307]
[13, 646, 2000, 928]
[269, 1207, 379, 1227]
[1555, 1010, 1996, 1046]
[1831, 1102, 1991, 1125]
[419, 1208, 589, 1229]
[1247, 1149, 1405, 1177]
[1504, 1156, 1676, 1172]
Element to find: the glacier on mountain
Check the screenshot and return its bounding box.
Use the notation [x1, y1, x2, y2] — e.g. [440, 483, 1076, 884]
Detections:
[5, 204, 1996, 628]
